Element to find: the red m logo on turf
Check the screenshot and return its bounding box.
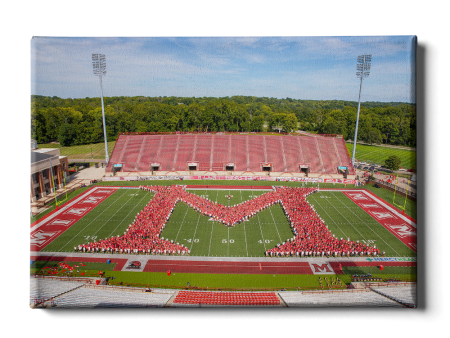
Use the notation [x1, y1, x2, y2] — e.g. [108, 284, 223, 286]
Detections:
[312, 263, 332, 273]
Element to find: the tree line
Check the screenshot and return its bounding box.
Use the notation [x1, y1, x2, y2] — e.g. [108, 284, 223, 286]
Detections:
[31, 95, 416, 147]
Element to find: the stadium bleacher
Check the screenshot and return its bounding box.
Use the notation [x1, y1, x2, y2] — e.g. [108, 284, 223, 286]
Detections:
[53, 287, 173, 308]
[279, 289, 404, 307]
[107, 133, 355, 175]
[30, 277, 175, 308]
[370, 285, 416, 307]
[30, 278, 416, 308]
[30, 277, 84, 304]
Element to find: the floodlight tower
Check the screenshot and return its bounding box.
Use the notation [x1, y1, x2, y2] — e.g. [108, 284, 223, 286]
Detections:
[92, 53, 109, 165]
[351, 54, 372, 166]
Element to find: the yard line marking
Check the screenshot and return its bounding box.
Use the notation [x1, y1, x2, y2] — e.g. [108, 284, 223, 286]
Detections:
[256, 213, 267, 251]
[333, 191, 400, 256]
[90, 192, 138, 238]
[240, 190, 249, 257]
[174, 200, 191, 243]
[227, 227, 230, 256]
[268, 205, 282, 243]
[207, 189, 217, 257]
[106, 190, 151, 239]
[207, 219, 214, 256]
[190, 213, 202, 251]
[57, 189, 133, 252]
[312, 191, 367, 241]
[309, 193, 349, 239]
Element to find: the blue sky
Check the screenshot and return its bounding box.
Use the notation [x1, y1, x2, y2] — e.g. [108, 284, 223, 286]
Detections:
[31, 36, 416, 103]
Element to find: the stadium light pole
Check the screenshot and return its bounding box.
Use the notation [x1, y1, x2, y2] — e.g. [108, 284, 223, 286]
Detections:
[92, 53, 109, 165]
[351, 54, 372, 166]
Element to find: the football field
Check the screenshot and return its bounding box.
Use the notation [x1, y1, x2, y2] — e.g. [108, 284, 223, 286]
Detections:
[38, 187, 416, 258]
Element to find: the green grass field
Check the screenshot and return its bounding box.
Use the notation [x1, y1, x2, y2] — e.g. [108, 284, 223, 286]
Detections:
[40, 187, 415, 259]
[38, 141, 115, 160]
[346, 142, 416, 169]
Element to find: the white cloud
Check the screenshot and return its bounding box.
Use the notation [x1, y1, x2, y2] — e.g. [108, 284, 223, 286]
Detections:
[30, 36, 416, 102]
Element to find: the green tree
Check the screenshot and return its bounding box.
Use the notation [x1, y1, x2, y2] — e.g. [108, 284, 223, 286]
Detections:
[385, 155, 402, 171]
[186, 103, 204, 131]
[250, 114, 265, 132]
[282, 113, 298, 133]
[365, 128, 382, 145]
[321, 110, 348, 138]
[135, 120, 148, 133]
[31, 109, 48, 143]
[58, 123, 77, 146]
[322, 116, 339, 134]
[270, 113, 286, 132]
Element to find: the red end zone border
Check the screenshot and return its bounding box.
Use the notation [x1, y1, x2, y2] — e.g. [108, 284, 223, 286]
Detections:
[30, 187, 120, 251]
[341, 190, 417, 253]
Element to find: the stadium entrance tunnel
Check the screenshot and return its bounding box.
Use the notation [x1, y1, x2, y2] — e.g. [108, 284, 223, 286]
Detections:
[151, 163, 160, 171]
[226, 163, 235, 171]
[188, 163, 198, 171]
[338, 166, 349, 178]
[262, 164, 272, 172]
[300, 165, 309, 176]
[112, 164, 122, 175]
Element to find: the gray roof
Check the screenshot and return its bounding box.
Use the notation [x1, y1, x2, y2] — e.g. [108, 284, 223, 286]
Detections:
[31, 151, 54, 164]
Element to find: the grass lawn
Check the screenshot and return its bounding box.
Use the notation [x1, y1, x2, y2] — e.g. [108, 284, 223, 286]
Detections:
[346, 143, 416, 169]
[102, 270, 414, 290]
[30, 261, 117, 278]
[38, 141, 116, 160]
[105, 271, 332, 290]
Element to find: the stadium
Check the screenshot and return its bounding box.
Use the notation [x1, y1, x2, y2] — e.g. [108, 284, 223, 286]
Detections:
[30, 131, 417, 308]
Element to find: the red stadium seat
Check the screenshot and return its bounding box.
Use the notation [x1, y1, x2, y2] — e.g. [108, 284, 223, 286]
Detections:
[107, 133, 352, 175]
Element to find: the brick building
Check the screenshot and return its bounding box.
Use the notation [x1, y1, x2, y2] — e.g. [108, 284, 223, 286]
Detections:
[30, 140, 69, 202]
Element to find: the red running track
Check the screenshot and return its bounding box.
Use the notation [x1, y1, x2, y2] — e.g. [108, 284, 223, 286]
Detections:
[144, 260, 313, 274]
